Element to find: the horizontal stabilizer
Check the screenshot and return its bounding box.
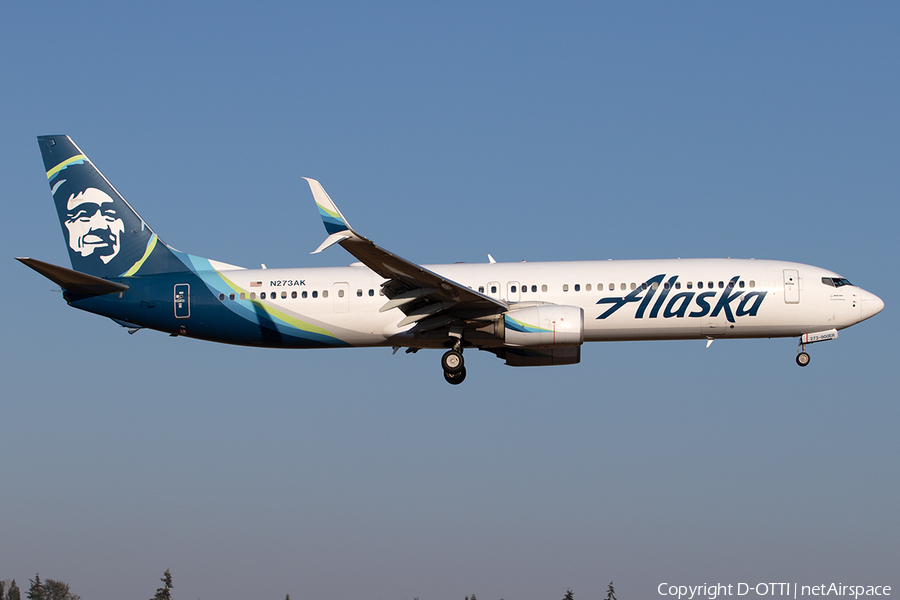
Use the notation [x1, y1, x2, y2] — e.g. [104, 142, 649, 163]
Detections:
[17, 257, 129, 296]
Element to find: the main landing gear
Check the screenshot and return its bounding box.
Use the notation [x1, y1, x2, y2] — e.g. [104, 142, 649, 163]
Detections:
[441, 339, 466, 385]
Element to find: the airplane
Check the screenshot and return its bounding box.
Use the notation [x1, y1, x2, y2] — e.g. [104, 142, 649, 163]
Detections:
[19, 135, 884, 384]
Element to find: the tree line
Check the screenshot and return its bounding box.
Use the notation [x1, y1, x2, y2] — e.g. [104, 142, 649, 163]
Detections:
[4, 571, 617, 599]
[0, 574, 80, 600]
[460, 581, 619, 600]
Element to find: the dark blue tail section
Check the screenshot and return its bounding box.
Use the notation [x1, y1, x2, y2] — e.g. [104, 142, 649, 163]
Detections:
[38, 135, 185, 278]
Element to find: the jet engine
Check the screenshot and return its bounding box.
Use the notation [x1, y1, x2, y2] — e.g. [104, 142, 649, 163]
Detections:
[499, 305, 584, 347]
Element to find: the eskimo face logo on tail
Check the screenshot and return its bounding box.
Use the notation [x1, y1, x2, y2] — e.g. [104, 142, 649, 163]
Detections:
[596, 274, 766, 323]
[62, 187, 124, 264]
[47, 159, 155, 277]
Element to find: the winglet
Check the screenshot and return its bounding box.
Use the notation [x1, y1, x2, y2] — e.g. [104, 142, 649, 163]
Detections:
[304, 177, 353, 235]
[312, 232, 352, 254]
[305, 177, 363, 254]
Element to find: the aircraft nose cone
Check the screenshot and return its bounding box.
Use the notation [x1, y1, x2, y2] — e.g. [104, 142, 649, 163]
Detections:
[860, 290, 885, 322]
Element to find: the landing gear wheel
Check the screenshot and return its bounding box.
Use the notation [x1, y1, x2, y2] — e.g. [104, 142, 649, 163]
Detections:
[441, 350, 464, 374]
[444, 366, 467, 385]
[796, 352, 811, 367]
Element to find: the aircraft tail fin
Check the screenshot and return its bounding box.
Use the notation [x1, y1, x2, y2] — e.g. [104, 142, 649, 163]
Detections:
[37, 135, 180, 278]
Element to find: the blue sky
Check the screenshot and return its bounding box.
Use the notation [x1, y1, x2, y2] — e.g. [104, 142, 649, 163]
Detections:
[2, 2, 898, 599]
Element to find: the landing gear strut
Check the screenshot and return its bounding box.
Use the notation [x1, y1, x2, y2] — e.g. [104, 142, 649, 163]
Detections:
[441, 337, 466, 384]
[796, 340, 811, 367]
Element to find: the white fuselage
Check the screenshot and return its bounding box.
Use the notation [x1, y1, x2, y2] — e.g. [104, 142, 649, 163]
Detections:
[215, 257, 881, 349]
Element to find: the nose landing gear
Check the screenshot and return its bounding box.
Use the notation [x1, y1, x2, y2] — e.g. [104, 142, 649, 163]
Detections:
[795, 329, 839, 367]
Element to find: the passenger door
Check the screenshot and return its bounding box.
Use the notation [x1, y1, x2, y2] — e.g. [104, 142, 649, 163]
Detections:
[783, 269, 800, 304]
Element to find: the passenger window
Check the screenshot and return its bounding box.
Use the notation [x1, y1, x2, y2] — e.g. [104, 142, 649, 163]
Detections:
[718, 281, 724, 289]
[574, 284, 580, 292]
[292, 291, 297, 299]
[229, 293, 235, 301]
[532, 285, 537, 292]
[598, 283, 604, 291]
[312, 291, 318, 298]
[338, 289, 345, 298]
[302, 291, 308, 298]
[675, 282, 681, 290]
[357, 289, 363, 297]
[630, 282, 636, 290]
[749, 280, 756, 288]
[663, 282, 670, 290]
[541, 284, 548, 292]
[739, 281, 745, 288]
[369, 289, 374, 296]
[323, 290, 328, 298]
[281, 291, 287, 299]
[478, 286, 485, 293]
[641, 283, 647, 290]
[250, 292, 257, 300]
[687, 282, 693, 289]
[240, 293, 246, 300]
[708, 281, 714, 289]
[511, 286, 517, 293]
[586, 283, 591, 291]
[491, 285, 497, 293]
[727, 280, 735, 288]
[218, 293, 225, 301]
[698, 282, 704, 289]
[563, 284, 569, 292]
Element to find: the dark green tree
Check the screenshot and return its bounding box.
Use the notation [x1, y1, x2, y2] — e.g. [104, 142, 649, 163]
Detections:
[152, 569, 173, 600]
[9, 580, 22, 600]
[605, 581, 617, 600]
[27, 574, 45, 600]
[42, 579, 80, 600]
[563, 589, 574, 600]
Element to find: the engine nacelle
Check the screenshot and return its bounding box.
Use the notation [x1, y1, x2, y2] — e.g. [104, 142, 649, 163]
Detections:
[501, 305, 584, 347]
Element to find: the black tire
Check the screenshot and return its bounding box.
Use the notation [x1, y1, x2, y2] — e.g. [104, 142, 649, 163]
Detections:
[796, 352, 811, 367]
[444, 366, 467, 385]
[441, 350, 464, 374]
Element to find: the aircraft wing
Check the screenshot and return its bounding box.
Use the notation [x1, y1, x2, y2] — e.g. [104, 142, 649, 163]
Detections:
[304, 178, 508, 331]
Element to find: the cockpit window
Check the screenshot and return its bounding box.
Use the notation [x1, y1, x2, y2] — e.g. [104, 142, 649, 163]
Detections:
[822, 277, 853, 287]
